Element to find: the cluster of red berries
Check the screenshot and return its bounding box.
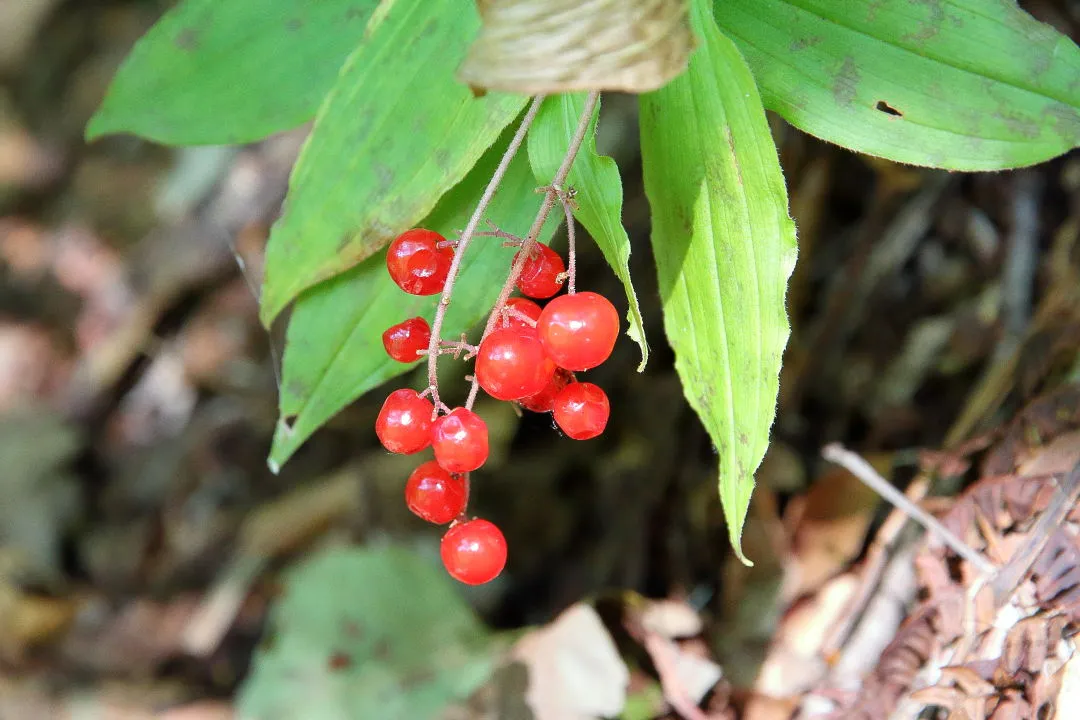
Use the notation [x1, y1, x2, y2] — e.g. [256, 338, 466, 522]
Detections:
[375, 227, 619, 585]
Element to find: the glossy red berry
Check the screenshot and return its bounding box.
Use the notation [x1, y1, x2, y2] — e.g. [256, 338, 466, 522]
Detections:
[537, 291, 619, 371]
[519, 367, 573, 413]
[553, 382, 610, 440]
[382, 317, 431, 363]
[405, 461, 466, 524]
[475, 327, 556, 401]
[515, 244, 565, 299]
[441, 519, 507, 585]
[503, 297, 542, 329]
[375, 389, 434, 454]
[431, 408, 489, 473]
[386, 229, 453, 296]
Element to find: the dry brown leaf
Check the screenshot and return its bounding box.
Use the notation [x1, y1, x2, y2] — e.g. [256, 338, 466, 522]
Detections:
[0, 586, 77, 662]
[643, 632, 722, 717]
[512, 603, 629, 720]
[639, 597, 703, 639]
[458, 0, 693, 94]
[782, 460, 882, 601]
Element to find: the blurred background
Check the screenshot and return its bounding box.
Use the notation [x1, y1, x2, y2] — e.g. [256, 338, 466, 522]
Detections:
[1, 0, 1079, 718]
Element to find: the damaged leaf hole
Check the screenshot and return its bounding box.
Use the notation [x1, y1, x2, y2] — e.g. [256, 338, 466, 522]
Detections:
[876, 100, 903, 117]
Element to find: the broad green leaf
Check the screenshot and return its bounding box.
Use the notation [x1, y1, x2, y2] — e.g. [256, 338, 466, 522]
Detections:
[238, 545, 495, 720]
[714, 0, 1080, 170]
[258, 0, 527, 326]
[269, 133, 559, 469]
[87, 0, 378, 145]
[526, 94, 649, 370]
[639, 0, 797, 564]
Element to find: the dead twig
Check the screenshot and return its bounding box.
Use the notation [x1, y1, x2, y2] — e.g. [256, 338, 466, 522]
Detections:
[822, 444, 996, 575]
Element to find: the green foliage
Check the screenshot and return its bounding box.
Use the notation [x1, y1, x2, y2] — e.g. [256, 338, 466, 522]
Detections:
[87, 0, 379, 145]
[258, 0, 527, 324]
[527, 94, 649, 370]
[640, 0, 797, 563]
[713, 0, 1080, 170]
[239, 545, 496, 719]
[269, 132, 560, 469]
[88, 0, 1080, 564]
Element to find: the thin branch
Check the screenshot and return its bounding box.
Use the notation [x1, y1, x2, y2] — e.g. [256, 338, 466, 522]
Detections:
[821, 443, 996, 576]
[465, 90, 600, 409]
[425, 95, 547, 411]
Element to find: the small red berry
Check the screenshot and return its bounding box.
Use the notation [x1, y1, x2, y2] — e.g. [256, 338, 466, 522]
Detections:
[405, 461, 466, 524]
[386, 229, 454, 296]
[475, 327, 556, 401]
[431, 407, 489, 473]
[552, 382, 610, 440]
[503, 297, 542, 329]
[515, 244, 565, 299]
[382, 316, 431, 363]
[441, 519, 507, 585]
[375, 389, 434, 454]
[519, 367, 573, 413]
[536, 291, 619, 371]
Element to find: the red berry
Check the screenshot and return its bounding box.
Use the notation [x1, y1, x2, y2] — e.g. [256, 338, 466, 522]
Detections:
[552, 382, 609, 440]
[536, 291, 619, 371]
[405, 461, 466, 524]
[475, 327, 556, 401]
[386, 229, 453, 296]
[431, 408, 489, 473]
[519, 367, 573, 413]
[375, 389, 434, 454]
[441, 519, 507, 585]
[382, 316, 431, 363]
[515, 244, 565, 299]
[502, 297, 542, 329]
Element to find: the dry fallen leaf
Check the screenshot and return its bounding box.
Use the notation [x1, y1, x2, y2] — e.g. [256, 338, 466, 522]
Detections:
[782, 459, 884, 602]
[512, 603, 629, 720]
[639, 597, 703, 639]
[458, 0, 694, 94]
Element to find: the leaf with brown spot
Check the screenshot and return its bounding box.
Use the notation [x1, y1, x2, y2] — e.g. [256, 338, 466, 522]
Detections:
[259, 0, 526, 324]
[713, 0, 1080, 170]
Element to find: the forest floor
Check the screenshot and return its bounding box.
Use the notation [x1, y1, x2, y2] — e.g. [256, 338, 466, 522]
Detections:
[1, 1, 1079, 719]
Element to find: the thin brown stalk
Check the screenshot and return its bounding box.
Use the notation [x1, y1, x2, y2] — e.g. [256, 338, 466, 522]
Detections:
[425, 95, 546, 411]
[465, 90, 599, 409]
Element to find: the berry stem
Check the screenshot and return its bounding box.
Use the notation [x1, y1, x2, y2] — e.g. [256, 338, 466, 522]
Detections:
[558, 189, 577, 294]
[425, 95, 547, 411]
[465, 90, 600, 410]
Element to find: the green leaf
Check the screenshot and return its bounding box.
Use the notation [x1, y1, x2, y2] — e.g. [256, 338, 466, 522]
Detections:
[259, 0, 527, 325]
[269, 133, 559, 469]
[639, 0, 797, 564]
[713, 0, 1080, 170]
[238, 545, 495, 720]
[526, 94, 649, 370]
[87, 0, 379, 145]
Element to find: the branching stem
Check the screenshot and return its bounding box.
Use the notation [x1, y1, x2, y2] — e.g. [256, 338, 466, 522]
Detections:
[425, 95, 547, 412]
[464, 91, 599, 410]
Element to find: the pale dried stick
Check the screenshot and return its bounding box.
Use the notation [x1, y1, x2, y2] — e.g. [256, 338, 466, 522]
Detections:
[822, 443, 996, 575]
